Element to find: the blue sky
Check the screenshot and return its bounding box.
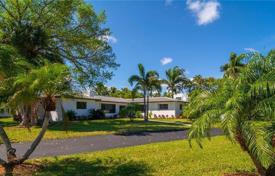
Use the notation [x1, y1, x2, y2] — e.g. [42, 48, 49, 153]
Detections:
[90, 0, 275, 88]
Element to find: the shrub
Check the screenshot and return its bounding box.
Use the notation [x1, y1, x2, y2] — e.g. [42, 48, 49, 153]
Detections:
[119, 108, 128, 118]
[89, 109, 105, 119]
[66, 110, 77, 121]
[135, 111, 143, 118]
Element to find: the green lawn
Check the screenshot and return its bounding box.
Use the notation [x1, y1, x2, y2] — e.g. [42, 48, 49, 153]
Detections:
[0, 117, 189, 143]
[31, 136, 255, 176]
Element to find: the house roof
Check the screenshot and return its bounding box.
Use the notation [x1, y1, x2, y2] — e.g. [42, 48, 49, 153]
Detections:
[130, 97, 186, 103]
[61, 95, 186, 104]
[91, 96, 130, 103]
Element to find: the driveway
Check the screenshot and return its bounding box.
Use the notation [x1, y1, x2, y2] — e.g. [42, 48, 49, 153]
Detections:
[0, 128, 222, 160]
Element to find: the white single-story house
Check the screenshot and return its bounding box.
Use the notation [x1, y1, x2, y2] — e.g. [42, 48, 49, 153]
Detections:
[0, 95, 186, 121]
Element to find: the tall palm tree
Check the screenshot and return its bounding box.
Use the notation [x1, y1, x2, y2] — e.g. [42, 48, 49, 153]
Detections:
[163, 66, 188, 98]
[187, 53, 275, 176]
[128, 64, 159, 121]
[220, 52, 246, 79]
[0, 63, 71, 174]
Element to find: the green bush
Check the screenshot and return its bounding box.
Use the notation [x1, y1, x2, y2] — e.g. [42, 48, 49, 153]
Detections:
[135, 111, 143, 118]
[89, 109, 105, 119]
[66, 110, 76, 121]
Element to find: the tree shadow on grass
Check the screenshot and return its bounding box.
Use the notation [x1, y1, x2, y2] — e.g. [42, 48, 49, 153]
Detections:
[48, 119, 186, 133]
[37, 157, 152, 176]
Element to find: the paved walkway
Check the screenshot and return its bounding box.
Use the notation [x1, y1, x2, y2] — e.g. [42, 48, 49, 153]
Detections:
[0, 129, 222, 160]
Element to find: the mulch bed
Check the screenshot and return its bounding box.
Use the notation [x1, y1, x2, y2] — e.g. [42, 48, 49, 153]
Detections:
[0, 163, 41, 176]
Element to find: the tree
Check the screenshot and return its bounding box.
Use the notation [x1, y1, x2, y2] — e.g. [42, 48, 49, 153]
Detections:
[0, 63, 71, 175]
[163, 66, 189, 98]
[128, 64, 159, 121]
[94, 83, 109, 96]
[187, 52, 275, 176]
[0, 0, 119, 127]
[0, 0, 119, 87]
[220, 52, 246, 79]
[188, 75, 217, 92]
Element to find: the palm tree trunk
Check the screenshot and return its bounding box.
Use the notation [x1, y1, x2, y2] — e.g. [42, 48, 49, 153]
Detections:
[18, 110, 49, 163]
[249, 154, 267, 176]
[4, 164, 14, 176]
[143, 90, 147, 122]
[19, 105, 31, 127]
[0, 126, 16, 161]
[147, 94, 149, 121]
[235, 131, 266, 176]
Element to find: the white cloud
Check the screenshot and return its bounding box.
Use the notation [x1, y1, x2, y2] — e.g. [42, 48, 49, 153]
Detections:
[165, 0, 173, 6]
[244, 48, 258, 53]
[160, 57, 173, 65]
[187, 0, 220, 25]
[99, 35, 118, 44]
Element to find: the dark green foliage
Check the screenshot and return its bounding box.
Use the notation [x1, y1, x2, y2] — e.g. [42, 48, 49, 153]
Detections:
[89, 109, 105, 119]
[66, 110, 77, 121]
[93, 83, 143, 99]
[119, 103, 141, 121]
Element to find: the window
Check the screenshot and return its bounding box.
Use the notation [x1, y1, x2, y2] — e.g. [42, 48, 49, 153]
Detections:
[180, 104, 183, 110]
[101, 104, 116, 113]
[159, 104, 168, 110]
[76, 102, 87, 109]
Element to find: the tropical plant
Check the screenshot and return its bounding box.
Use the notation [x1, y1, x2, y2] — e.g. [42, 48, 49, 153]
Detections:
[163, 66, 189, 98]
[66, 110, 77, 121]
[187, 52, 275, 176]
[220, 52, 246, 79]
[89, 109, 105, 120]
[128, 64, 160, 121]
[94, 83, 110, 96]
[0, 63, 71, 174]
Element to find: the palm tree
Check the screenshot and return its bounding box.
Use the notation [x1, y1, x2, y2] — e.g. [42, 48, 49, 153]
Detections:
[128, 64, 159, 121]
[163, 66, 188, 98]
[220, 52, 246, 79]
[0, 63, 71, 174]
[187, 53, 275, 176]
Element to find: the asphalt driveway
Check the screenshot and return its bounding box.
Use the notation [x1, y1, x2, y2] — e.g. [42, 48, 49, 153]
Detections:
[0, 128, 222, 160]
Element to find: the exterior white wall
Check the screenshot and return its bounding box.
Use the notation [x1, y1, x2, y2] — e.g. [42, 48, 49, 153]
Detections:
[148, 102, 176, 118]
[175, 102, 184, 116]
[61, 98, 100, 117]
[0, 109, 11, 117]
[37, 98, 185, 121]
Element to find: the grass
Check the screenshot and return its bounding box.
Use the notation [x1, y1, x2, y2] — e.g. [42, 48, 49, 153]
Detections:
[0, 117, 189, 143]
[29, 136, 255, 176]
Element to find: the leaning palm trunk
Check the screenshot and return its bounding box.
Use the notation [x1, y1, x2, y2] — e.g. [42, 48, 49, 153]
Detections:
[235, 130, 267, 176]
[0, 97, 54, 175]
[18, 111, 49, 163]
[0, 110, 50, 175]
